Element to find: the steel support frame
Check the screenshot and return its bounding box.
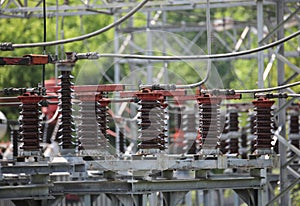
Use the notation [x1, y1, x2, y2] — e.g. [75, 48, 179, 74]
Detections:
[1, 0, 299, 19]
[1, 0, 300, 205]
[0, 175, 266, 206]
[110, 2, 298, 205]
[0, 153, 273, 206]
[276, 0, 289, 206]
[257, 0, 264, 89]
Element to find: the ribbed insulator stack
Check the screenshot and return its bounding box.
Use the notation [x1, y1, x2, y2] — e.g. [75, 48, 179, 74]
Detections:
[136, 90, 166, 151]
[119, 127, 125, 154]
[76, 94, 99, 151]
[289, 108, 300, 154]
[183, 109, 197, 134]
[58, 70, 76, 149]
[10, 121, 19, 158]
[182, 107, 198, 153]
[96, 95, 110, 150]
[18, 94, 43, 153]
[220, 114, 228, 154]
[160, 102, 168, 147]
[252, 97, 275, 154]
[167, 104, 185, 154]
[170, 105, 182, 130]
[226, 107, 239, 154]
[247, 112, 256, 154]
[197, 95, 221, 152]
[170, 105, 183, 144]
[239, 128, 248, 159]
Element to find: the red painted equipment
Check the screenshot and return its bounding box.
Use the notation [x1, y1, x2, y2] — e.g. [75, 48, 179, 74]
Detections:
[136, 89, 167, 151]
[197, 94, 222, 151]
[0, 54, 49, 65]
[252, 97, 275, 154]
[57, 66, 76, 149]
[18, 93, 43, 152]
[74, 85, 125, 154]
[226, 107, 239, 154]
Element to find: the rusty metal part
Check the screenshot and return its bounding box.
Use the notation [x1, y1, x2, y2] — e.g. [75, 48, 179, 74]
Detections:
[47, 85, 125, 95]
[197, 95, 222, 151]
[0, 54, 49, 65]
[252, 98, 275, 154]
[23, 54, 49, 64]
[58, 70, 76, 149]
[75, 84, 125, 93]
[0, 97, 19, 103]
[18, 94, 43, 152]
[120, 90, 186, 99]
[136, 89, 167, 151]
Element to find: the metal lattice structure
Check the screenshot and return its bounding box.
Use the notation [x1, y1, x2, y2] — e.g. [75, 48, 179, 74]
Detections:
[0, 0, 300, 206]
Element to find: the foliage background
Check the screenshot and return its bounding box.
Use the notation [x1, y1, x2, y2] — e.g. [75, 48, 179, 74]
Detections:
[0, 1, 299, 205]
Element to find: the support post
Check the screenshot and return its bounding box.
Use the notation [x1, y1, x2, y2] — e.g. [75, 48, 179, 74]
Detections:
[114, 14, 121, 156]
[257, 0, 264, 89]
[84, 194, 91, 206]
[277, 0, 289, 206]
[9, 120, 19, 159]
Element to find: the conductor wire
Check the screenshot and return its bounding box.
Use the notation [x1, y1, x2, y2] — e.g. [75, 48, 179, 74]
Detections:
[11, 0, 149, 48]
[100, 30, 300, 60]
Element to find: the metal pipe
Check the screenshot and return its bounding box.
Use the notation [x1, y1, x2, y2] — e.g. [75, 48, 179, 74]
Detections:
[276, 0, 289, 205]
[257, 0, 264, 89]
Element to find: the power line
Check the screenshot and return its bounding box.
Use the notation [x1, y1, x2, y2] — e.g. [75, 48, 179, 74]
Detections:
[2, 0, 149, 49]
[77, 30, 299, 90]
[42, 0, 47, 95]
[99, 30, 300, 60]
[235, 81, 300, 94]
[201, 81, 300, 94]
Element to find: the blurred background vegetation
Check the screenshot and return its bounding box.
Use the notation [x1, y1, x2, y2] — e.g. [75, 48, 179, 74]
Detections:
[0, 1, 299, 204]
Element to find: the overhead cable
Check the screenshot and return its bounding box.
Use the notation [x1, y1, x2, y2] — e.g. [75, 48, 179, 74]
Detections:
[77, 30, 299, 90]
[235, 81, 300, 94]
[201, 81, 300, 94]
[99, 30, 300, 60]
[5, 0, 149, 49]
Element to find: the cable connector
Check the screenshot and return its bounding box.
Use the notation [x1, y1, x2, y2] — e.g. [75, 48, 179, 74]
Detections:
[0, 42, 13, 51]
[255, 92, 289, 99]
[1, 88, 27, 96]
[225, 89, 236, 96]
[151, 84, 176, 90]
[76, 52, 99, 60]
[278, 93, 288, 98]
[210, 89, 235, 96]
[211, 89, 221, 96]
